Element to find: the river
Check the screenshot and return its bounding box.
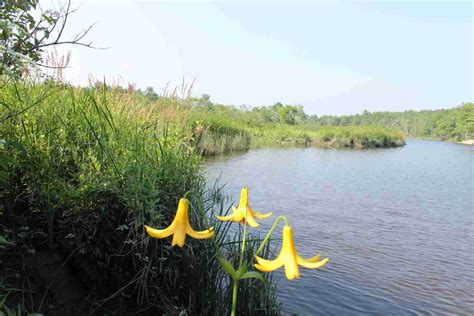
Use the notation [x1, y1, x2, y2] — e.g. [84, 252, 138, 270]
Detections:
[205, 139, 473, 315]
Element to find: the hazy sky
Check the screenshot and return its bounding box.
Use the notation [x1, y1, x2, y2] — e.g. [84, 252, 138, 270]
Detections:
[50, 0, 473, 115]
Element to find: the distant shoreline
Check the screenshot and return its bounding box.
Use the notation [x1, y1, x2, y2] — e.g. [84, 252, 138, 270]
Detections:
[459, 140, 474, 145]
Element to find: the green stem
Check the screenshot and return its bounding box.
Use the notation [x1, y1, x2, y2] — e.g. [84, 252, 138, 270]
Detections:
[190, 197, 223, 257]
[232, 202, 249, 315]
[231, 280, 238, 316]
[255, 215, 289, 257]
[239, 206, 249, 267]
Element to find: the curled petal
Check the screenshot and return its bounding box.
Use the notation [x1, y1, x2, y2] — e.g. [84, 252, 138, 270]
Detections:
[254, 256, 284, 272]
[253, 211, 273, 219]
[245, 213, 260, 227]
[297, 257, 329, 269]
[216, 214, 235, 221]
[144, 224, 175, 239]
[299, 254, 321, 263]
[186, 226, 215, 239]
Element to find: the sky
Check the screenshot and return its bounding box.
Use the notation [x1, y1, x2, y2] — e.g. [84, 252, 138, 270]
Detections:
[47, 0, 473, 115]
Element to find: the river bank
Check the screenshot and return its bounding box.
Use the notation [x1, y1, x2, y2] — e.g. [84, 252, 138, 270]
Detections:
[0, 81, 280, 315]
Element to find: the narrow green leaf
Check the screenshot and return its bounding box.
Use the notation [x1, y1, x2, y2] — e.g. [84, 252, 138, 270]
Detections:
[0, 155, 21, 169]
[216, 256, 236, 280]
[240, 271, 265, 282]
[9, 140, 27, 155]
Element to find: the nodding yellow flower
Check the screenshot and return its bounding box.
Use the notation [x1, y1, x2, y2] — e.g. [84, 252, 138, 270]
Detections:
[144, 198, 214, 247]
[216, 186, 272, 227]
[254, 225, 329, 280]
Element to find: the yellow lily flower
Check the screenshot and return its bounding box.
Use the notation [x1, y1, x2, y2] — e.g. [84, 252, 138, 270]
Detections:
[216, 186, 272, 227]
[144, 198, 214, 247]
[254, 225, 329, 280]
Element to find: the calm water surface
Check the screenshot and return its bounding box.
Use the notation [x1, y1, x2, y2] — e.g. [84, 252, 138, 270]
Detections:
[205, 140, 473, 315]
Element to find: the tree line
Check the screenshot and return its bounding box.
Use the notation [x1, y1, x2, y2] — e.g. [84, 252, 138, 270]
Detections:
[306, 103, 473, 141]
[186, 93, 473, 141]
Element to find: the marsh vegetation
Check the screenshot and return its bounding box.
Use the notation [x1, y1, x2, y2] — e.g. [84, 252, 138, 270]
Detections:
[0, 81, 280, 314]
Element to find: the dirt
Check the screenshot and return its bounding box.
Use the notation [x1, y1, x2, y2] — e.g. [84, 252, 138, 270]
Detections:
[2, 249, 89, 315]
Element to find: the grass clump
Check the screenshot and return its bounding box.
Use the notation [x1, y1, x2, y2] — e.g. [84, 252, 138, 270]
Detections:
[193, 119, 251, 155]
[312, 126, 406, 148]
[0, 80, 280, 315]
[248, 124, 405, 149]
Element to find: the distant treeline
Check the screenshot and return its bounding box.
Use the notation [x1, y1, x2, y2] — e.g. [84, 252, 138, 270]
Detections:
[185, 94, 405, 152]
[307, 104, 474, 141]
[184, 93, 472, 142]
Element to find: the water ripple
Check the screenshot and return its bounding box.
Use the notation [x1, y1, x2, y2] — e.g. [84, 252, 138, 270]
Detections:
[206, 140, 474, 315]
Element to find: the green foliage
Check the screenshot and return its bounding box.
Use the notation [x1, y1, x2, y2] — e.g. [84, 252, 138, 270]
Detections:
[187, 95, 471, 152]
[1, 0, 55, 76]
[188, 98, 405, 151]
[0, 80, 280, 314]
[312, 126, 405, 148]
[192, 119, 252, 155]
[0, 0, 95, 77]
[271, 102, 307, 125]
[308, 103, 474, 141]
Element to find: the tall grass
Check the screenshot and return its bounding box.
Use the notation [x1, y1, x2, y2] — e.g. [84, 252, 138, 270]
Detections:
[312, 126, 405, 148]
[0, 80, 280, 314]
[193, 119, 252, 155]
[249, 124, 405, 149]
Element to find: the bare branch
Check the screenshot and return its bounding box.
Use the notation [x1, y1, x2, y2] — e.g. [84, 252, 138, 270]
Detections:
[34, 62, 70, 70]
[54, 0, 72, 44]
[36, 39, 108, 51]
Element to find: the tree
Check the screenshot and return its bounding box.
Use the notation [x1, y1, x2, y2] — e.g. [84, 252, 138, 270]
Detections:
[144, 86, 159, 101]
[0, 0, 99, 77]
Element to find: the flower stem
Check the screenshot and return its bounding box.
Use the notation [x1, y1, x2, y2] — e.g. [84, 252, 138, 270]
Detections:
[231, 280, 239, 316]
[255, 215, 289, 257]
[239, 206, 249, 267]
[232, 202, 249, 315]
[183, 190, 192, 199]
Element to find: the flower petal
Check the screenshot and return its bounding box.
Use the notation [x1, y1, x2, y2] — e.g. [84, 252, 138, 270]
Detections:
[254, 256, 283, 272]
[298, 254, 321, 263]
[144, 224, 175, 239]
[216, 214, 235, 221]
[297, 257, 329, 269]
[253, 211, 272, 219]
[186, 226, 215, 239]
[284, 263, 300, 280]
[171, 224, 187, 247]
[245, 212, 260, 227]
